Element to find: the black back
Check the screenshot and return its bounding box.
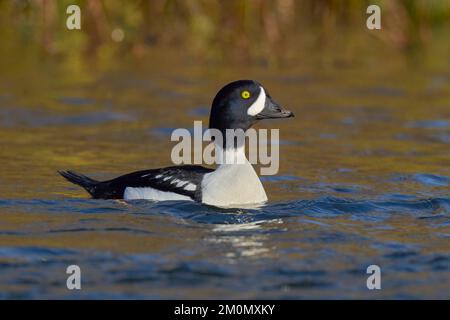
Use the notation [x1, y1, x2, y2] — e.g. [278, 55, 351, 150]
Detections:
[92, 165, 213, 201]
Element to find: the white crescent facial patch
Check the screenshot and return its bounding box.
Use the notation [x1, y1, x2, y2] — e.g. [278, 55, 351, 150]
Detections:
[247, 87, 266, 116]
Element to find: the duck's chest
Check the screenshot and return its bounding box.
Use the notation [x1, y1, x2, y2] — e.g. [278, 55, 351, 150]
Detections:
[200, 163, 268, 206]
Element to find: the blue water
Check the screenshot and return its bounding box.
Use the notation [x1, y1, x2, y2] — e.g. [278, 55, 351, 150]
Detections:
[0, 195, 448, 299]
[0, 57, 449, 299]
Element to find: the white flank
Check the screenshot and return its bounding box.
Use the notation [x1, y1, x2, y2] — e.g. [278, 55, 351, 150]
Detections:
[124, 187, 192, 201]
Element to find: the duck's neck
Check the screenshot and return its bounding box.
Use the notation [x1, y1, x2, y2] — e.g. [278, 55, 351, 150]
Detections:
[214, 142, 248, 166]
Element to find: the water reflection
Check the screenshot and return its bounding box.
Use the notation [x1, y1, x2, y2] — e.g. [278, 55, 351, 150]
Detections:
[208, 219, 285, 259]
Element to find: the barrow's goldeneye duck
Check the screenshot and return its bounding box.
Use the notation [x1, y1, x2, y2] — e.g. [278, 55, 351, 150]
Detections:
[59, 80, 294, 207]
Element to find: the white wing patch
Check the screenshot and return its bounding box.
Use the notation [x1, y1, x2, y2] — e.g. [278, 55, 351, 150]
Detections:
[133, 172, 197, 198]
[142, 173, 160, 178]
[247, 87, 266, 116]
[170, 178, 190, 188]
[176, 181, 189, 188]
[184, 183, 197, 191]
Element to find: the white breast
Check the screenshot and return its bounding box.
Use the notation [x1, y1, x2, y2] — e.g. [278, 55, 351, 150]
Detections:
[201, 161, 268, 207]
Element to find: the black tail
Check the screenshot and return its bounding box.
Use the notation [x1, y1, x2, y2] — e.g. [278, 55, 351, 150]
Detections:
[58, 170, 99, 197]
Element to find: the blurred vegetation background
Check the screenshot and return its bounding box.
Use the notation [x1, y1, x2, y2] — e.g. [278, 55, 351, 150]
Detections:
[1, 0, 449, 69]
[0, 0, 449, 199]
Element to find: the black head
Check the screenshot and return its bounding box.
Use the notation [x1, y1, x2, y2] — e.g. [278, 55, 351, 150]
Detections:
[209, 80, 294, 134]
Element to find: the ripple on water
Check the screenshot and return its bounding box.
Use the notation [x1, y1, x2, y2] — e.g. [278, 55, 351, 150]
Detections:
[0, 195, 449, 299]
[413, 173, 450, 187]
[2, 195, 448, 224]
[0, 106, 134, 127]
[408, 119, 449, 129]
[58, 96, 95, 106]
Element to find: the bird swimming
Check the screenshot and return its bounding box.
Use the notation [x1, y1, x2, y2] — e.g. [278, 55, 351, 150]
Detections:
[59, 80, 294, 207]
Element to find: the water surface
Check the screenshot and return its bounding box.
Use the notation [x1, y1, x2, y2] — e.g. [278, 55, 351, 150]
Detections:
[0, 49, 449, 299]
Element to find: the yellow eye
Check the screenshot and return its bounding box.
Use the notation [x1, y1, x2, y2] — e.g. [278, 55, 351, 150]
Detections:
[241, 90, 251, 99]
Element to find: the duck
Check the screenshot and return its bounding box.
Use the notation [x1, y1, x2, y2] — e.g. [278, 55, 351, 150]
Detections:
[59, 80, 294, 207]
